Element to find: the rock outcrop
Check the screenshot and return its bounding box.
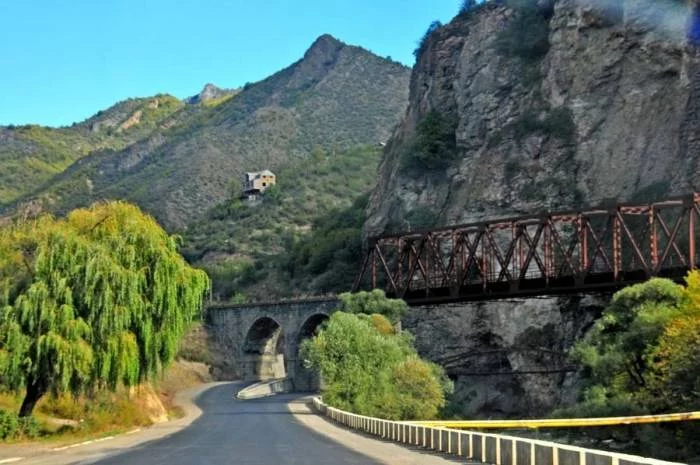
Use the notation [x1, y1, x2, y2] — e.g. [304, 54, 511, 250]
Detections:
[404, 295, 606, 418]
[366, 0, 700, 416]
[365, 0, 700, 237]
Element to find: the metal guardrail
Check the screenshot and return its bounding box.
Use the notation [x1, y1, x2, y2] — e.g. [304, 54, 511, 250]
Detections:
[311, 397, 688, 465]
[408, 411, 700, 429]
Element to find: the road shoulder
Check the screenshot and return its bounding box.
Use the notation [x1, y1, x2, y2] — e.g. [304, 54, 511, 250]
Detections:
[0, 382, 232, 465]
[288, 397, 463, 465]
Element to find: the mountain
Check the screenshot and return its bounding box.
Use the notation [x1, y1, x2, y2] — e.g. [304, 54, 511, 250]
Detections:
[186, 83, 238, 105]
[184, 145, 381, 302]
[360, 0, 700, 418]
[0, 94, 184, 204]
[4, 34, 411, 229]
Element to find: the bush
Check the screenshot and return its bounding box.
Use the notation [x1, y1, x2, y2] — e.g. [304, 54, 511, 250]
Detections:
[0, 410, 18, 440]
[510, 107, 576, 143]
[414, 21, 442, 59]
[460, 0, 477, 13]
[301, 311, 451, 420]
[0, 410, 39, 440]
[402, 111, 458, 171]
[405, 205, 439, 230]
[17, 416, 40, 439]
[495, 0, 551, 61]
[338, 290, 408, 324]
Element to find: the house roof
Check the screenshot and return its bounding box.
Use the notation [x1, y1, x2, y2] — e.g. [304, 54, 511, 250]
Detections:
[244, 170, 275, 178]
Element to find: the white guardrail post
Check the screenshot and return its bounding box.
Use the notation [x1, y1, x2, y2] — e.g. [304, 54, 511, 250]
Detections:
[310, 397, 689, 465]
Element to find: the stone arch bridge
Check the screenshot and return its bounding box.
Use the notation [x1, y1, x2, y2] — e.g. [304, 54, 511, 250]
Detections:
[206, 297, 340, 391]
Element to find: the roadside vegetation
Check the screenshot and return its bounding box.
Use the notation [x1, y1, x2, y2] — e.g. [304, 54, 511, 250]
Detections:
[0, 202, 210, 441]
[301, 291, 453, 420]
[553, 274, 700, 460]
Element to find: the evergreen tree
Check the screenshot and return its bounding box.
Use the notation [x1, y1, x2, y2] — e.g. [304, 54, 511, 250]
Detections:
[0, 202, 209, 416]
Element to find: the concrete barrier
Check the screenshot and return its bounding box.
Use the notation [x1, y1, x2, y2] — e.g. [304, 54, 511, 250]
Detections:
[236, 378, 293, 399]
[311, 397, 688, 465]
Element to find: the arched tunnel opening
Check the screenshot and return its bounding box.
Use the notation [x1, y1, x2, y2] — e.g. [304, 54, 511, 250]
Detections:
[242, 317, 286, 381]
[292, 313, 329, 392]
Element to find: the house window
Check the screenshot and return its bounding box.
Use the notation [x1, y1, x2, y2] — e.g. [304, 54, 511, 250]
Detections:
[263, 183, 267, 187]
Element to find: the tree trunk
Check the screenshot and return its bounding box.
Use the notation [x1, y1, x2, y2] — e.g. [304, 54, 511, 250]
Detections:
[19, 378, 46, 417]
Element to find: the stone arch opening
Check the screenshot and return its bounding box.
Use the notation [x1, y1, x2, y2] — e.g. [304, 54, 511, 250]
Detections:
[292, 313, 329, 392]
[242, 317, 286, 381]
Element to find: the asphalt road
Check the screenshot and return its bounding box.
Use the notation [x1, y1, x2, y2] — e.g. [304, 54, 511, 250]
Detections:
[88, 384, 382, 465]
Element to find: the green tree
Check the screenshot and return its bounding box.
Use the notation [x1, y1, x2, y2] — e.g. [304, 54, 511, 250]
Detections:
[0, 202, 209, 416]
[301, 310, 451, 420]
[560, 275, 700, 460]
[573, 278, 684, 411]
[337, 289, 408, 324]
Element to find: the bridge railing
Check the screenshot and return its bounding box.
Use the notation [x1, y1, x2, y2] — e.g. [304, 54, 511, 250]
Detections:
[311, 397, 687, 465]
[354, 193, 700, 304]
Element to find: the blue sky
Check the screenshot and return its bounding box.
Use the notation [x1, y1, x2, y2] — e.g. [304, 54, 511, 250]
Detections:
[0, 0, 462, 127]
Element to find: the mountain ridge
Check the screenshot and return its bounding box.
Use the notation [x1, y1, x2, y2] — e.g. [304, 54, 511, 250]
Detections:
[1, 34, 411, 229]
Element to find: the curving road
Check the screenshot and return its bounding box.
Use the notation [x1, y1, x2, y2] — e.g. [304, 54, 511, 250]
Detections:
[88, 383, 382, 465]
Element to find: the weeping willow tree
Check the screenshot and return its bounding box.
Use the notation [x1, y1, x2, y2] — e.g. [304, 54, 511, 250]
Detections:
[0, 202, 210, 417]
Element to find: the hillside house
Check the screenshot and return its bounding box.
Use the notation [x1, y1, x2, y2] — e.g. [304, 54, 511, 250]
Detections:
[242, 170, 276, 200]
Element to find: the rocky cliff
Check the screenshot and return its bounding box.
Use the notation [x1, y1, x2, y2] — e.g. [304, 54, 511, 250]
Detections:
[366, 0, 700, 236]
[368, 0, 700, 417]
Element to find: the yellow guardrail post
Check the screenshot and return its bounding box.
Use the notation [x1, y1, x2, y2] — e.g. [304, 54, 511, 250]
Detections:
[308, 397, 689, 465]
[406, 411, 700, 429]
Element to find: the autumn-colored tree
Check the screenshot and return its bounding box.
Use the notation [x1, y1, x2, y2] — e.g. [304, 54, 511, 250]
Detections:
[563, 274, 700, 460]
[653, 272, 700, 409]
[0, 202, 209, 416]
[573, 274, 700, 415]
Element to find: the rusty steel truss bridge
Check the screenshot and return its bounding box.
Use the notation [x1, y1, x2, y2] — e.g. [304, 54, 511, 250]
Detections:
[353, 193, 700, 305]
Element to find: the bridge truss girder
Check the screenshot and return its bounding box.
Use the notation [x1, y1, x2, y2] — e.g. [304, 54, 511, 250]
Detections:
[354, 193, 700, 305]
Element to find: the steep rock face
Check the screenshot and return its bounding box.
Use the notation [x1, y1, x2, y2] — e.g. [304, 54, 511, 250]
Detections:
[404, 295, 606, 417]
[365, 1, 699, 236]
[366, 1, 700, 416]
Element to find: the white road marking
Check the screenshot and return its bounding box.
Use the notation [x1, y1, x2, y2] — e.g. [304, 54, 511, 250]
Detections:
[52, 435, 116, 451]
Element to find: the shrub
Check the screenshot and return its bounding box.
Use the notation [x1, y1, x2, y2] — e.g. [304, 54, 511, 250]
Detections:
[301, 311, 451, 420]
[460, 0, 477, 13]
[510, 107, 576, 143]
[414, 21, 442, 59]
[495, 0, 551, 61]
[405, 205, 440, 230]
[402, 111, 458, 171]
[0, 410, 18, 440]
[0, 410, 39, 440]
[17, 417, 40, 439]
[338, 289, 409, 324]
